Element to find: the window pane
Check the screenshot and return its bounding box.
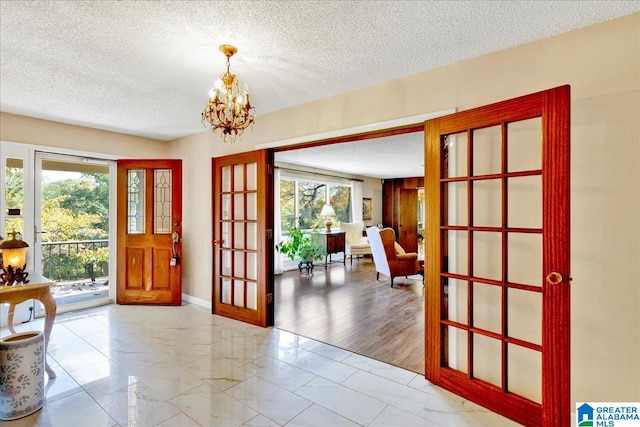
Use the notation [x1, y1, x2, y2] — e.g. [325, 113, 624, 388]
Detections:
[298, 181, 326, 229]
[278, 177, 353, 233]
[153, 169, 172, 234]
[279, 180, 295, 233]
[246, 163, 257, 191]
[472, 125, 501, 176]
[127, 169, 145, 234]
[473, 334, 501, 387]
[508, 344, 542, 403]
[233, 164, 244, 191]
[329, 184, 351, 223]
[5, 158, 24, 235]
[445, 132, 468, 178]
[222, 166, 231, 192]
[473, 179, 501, 227]
[447, 326, 468, 373]
[508, 117, 542, 173]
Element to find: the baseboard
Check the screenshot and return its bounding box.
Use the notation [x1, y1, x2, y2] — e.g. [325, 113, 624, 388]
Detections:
[182, 293, 211, 310]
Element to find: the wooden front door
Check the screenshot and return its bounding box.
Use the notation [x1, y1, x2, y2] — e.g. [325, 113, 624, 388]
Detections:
[212, 151, 273, 327]
[116, 160, 182, 304]
[424, 86, 570, 426]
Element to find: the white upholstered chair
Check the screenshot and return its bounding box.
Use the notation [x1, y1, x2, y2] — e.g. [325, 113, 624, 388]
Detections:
[339, 221, 371, 264]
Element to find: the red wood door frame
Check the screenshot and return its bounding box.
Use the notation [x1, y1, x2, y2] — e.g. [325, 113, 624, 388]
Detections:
[424, 86, 570, 426]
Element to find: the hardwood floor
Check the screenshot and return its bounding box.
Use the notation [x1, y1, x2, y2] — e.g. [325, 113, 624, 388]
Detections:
[274, 258, 425, 374]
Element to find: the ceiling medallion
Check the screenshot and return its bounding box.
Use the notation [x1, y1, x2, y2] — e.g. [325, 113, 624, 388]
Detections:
[202, 44, 256, 143]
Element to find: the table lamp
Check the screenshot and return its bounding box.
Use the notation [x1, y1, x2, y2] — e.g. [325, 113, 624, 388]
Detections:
[320, 204, 336, 233]
[0, 231, 29, 285]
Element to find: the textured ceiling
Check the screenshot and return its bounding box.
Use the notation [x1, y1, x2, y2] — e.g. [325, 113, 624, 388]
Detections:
[276, 133, 425, 179]
[1, 1, 639, 178]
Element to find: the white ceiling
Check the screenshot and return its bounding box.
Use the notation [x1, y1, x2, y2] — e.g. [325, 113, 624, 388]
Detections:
[1, 1, 638, 178]
[276, 133, 425, 179]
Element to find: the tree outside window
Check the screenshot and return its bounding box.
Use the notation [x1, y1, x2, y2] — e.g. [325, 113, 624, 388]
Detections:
[280, 179, 296, 233]
[279, 176, 352, 233]
[329, 184, 351, 224]
[298, 181, 326, 230]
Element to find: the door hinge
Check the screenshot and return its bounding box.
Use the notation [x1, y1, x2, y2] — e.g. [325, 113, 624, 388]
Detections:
[266, 229, 273, 239]
[266, 164, 274, 175]
[266, 293, 273, 304]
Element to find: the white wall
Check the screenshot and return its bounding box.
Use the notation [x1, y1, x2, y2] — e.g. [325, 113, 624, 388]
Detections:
[362, 176, 382, 227]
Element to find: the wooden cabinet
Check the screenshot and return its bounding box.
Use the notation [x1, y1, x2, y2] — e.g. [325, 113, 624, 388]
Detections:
[382, 177, 423, 253]
[320, 231, 345, 266]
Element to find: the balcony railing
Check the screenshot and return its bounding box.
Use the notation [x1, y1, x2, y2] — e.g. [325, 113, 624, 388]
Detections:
[41, 239, 109, 282]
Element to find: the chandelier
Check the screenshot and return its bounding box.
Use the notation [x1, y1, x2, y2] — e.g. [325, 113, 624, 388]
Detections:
[202, 44, 256, 143]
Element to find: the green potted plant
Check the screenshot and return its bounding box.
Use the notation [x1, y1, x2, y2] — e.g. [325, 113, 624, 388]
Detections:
[276, 227, 326, 273]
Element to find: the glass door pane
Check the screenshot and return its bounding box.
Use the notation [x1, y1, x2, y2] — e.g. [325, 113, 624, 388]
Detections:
[4, 158, 25, 237]
[36, 153, 113, 309]
[218, 162, 259, 311]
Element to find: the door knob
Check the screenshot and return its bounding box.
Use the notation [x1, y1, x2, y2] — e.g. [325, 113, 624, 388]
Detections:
[546, 272, 563, 285]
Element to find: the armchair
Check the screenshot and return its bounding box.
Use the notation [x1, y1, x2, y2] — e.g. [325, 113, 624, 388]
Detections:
[340, 221, 371, 264]
[366, 227, 419, 287]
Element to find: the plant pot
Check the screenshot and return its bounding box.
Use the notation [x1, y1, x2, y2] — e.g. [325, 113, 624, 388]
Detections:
[298, 259, 315, 274]
[0, 331, 45, 420]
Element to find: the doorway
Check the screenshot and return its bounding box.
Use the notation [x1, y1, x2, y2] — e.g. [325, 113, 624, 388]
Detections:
[1, 143, 116, 324]
[214, 88, 570, 425]
[271, 129, 428, 374]
[35, 152, 115, 310]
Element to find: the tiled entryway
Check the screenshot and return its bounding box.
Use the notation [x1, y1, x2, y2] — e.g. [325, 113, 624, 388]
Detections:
[1, 303, 519, 426]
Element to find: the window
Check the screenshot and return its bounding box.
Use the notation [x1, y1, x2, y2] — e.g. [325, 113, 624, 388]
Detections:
[5, 158, 24, 235]
[279, 176, 352, 233]
[298, 180, 327, 229]
[329, 184, 351, 224]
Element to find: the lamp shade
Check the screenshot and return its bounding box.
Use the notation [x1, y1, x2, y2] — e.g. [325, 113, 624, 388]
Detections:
[320, 204, 336, 217]
[2, 245, 27, 269]
[0, 232, 29, 285]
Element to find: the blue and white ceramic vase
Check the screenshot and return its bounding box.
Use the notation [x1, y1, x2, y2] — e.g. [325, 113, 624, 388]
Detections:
[0, 331, 45, 420]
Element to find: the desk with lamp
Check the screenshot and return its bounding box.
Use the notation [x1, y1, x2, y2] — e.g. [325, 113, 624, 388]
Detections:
[0, 231, 57, 378]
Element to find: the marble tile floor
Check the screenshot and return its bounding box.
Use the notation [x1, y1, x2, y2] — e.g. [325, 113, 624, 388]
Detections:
[1, 303, 521, 426]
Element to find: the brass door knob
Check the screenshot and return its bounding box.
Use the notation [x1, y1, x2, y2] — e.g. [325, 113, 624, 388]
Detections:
[546, 272, 563, 285]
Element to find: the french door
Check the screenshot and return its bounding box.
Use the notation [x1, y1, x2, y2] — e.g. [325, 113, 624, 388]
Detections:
[34, 153, 115, 305]
[212, 151, 273, 327]
[424, 86, 570, 426]
[116, 159, 182, 305]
